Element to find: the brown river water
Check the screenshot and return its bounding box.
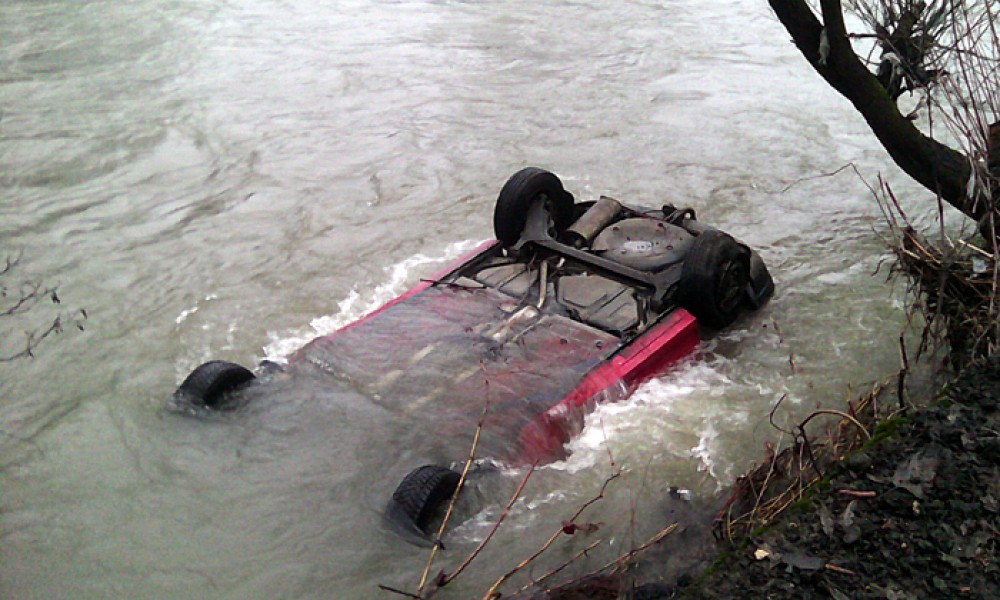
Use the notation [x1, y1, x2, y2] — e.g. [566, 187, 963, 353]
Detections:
[1, 1, 946, 597]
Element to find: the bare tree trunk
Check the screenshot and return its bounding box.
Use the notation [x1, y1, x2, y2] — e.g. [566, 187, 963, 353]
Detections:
[768, 0, 992, 224]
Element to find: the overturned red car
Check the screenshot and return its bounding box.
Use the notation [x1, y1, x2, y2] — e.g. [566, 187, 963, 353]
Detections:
[173, 167, 774, 537]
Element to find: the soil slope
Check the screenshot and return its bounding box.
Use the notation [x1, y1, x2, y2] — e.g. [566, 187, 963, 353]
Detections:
[681, 361, 1000, 599]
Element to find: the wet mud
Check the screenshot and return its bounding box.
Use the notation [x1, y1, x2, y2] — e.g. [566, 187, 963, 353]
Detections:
[679, 360, 1000, 599]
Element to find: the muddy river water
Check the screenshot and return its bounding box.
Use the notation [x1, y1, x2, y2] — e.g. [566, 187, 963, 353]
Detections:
[2, 1, 944, 597]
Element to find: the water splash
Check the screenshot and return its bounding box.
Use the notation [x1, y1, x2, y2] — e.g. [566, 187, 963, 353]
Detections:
[546, 361, 739, 481]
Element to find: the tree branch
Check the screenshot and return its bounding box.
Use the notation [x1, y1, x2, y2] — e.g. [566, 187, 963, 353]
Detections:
[1, 252, 86, 362]
[768, 0, 987, 223]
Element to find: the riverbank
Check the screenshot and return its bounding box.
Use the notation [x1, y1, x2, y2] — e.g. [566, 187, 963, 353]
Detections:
[675, 359, 1000, 599]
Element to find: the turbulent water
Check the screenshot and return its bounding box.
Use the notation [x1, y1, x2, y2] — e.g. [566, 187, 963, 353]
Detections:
[1, 1, 942, 598]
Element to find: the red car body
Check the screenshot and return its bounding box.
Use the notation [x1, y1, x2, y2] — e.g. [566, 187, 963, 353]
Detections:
[292, 240, 700, 466]
[173, 167, 773, 536]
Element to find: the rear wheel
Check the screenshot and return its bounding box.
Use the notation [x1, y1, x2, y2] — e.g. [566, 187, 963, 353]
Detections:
[389, 465, 461, 535]
[493, 167, 575, 247]
[174, 360, 256, 409]
[676, 231, 751, 329]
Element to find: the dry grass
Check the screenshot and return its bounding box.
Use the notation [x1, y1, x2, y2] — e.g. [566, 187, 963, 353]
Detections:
[714, 379, 892, 542]
[879, 176, 1000, 366]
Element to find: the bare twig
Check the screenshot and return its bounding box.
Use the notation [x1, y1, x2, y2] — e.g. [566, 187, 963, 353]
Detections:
[768, 394, 794, 436]
[483, 471, 621, 599]
[378, 584, 422, 599]
[716, 381, 887, 541]
[797, 424, 825, 481]
[798, 409, 873, 441]
[773, 162, 878, 196]
[595, 522, 678, 574]
[898, 332, 909, 410]
[771, 320, 796, 374]
[438, 462, 537, 587]
[0, 316, 63, 362]
[837, 489, 877, 498]
[417, 373, 492, 594]
[825, 563, 859, 576]
[513, 522, 679, 597]
[1, 252, 86, 363]
[513, 539, 605, 594]
[747, 433, 789, 528]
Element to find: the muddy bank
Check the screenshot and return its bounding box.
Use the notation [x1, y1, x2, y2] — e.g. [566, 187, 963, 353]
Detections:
[677, 360, 1000, 599]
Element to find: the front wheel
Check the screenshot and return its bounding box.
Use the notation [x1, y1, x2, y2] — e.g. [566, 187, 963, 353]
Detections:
[493, 167, 575, 247]
[174, 360, 256, 409]
[676, 231, 751, 329]
[387, 465, 461, 536]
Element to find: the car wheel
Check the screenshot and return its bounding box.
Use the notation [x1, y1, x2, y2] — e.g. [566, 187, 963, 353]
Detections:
[389, 465, 462, 535]
[174, 360, 256, 409]
[677, 230, 751, 329]
[493, 167, 575, 247]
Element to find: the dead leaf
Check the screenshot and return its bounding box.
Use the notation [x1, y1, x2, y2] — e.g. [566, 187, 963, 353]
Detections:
[891, 452, 939, 498]
[819, 506, 835, 537]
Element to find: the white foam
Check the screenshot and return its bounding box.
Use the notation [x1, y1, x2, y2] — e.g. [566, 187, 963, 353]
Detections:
[175, 306, 198, 325]
[262, 239, 483, 361]
[546, 361, 734, 475]
[174, 294, 218, 325]
[690, 420, 720, 477]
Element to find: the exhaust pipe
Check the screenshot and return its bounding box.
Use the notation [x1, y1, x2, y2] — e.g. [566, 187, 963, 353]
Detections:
[563, 196, 622, 248]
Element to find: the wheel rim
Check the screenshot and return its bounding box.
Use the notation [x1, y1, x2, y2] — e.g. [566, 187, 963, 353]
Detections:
[716, 257, 748, 313]
[539, 193, 560, 237]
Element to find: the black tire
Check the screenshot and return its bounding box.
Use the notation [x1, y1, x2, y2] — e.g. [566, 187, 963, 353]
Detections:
[389, 465, 461, 534]
[493, 167, 575, 247]
[744, 251, 775, 310]
[676, 230, 751, 329]
[174, 360, 256, 409]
